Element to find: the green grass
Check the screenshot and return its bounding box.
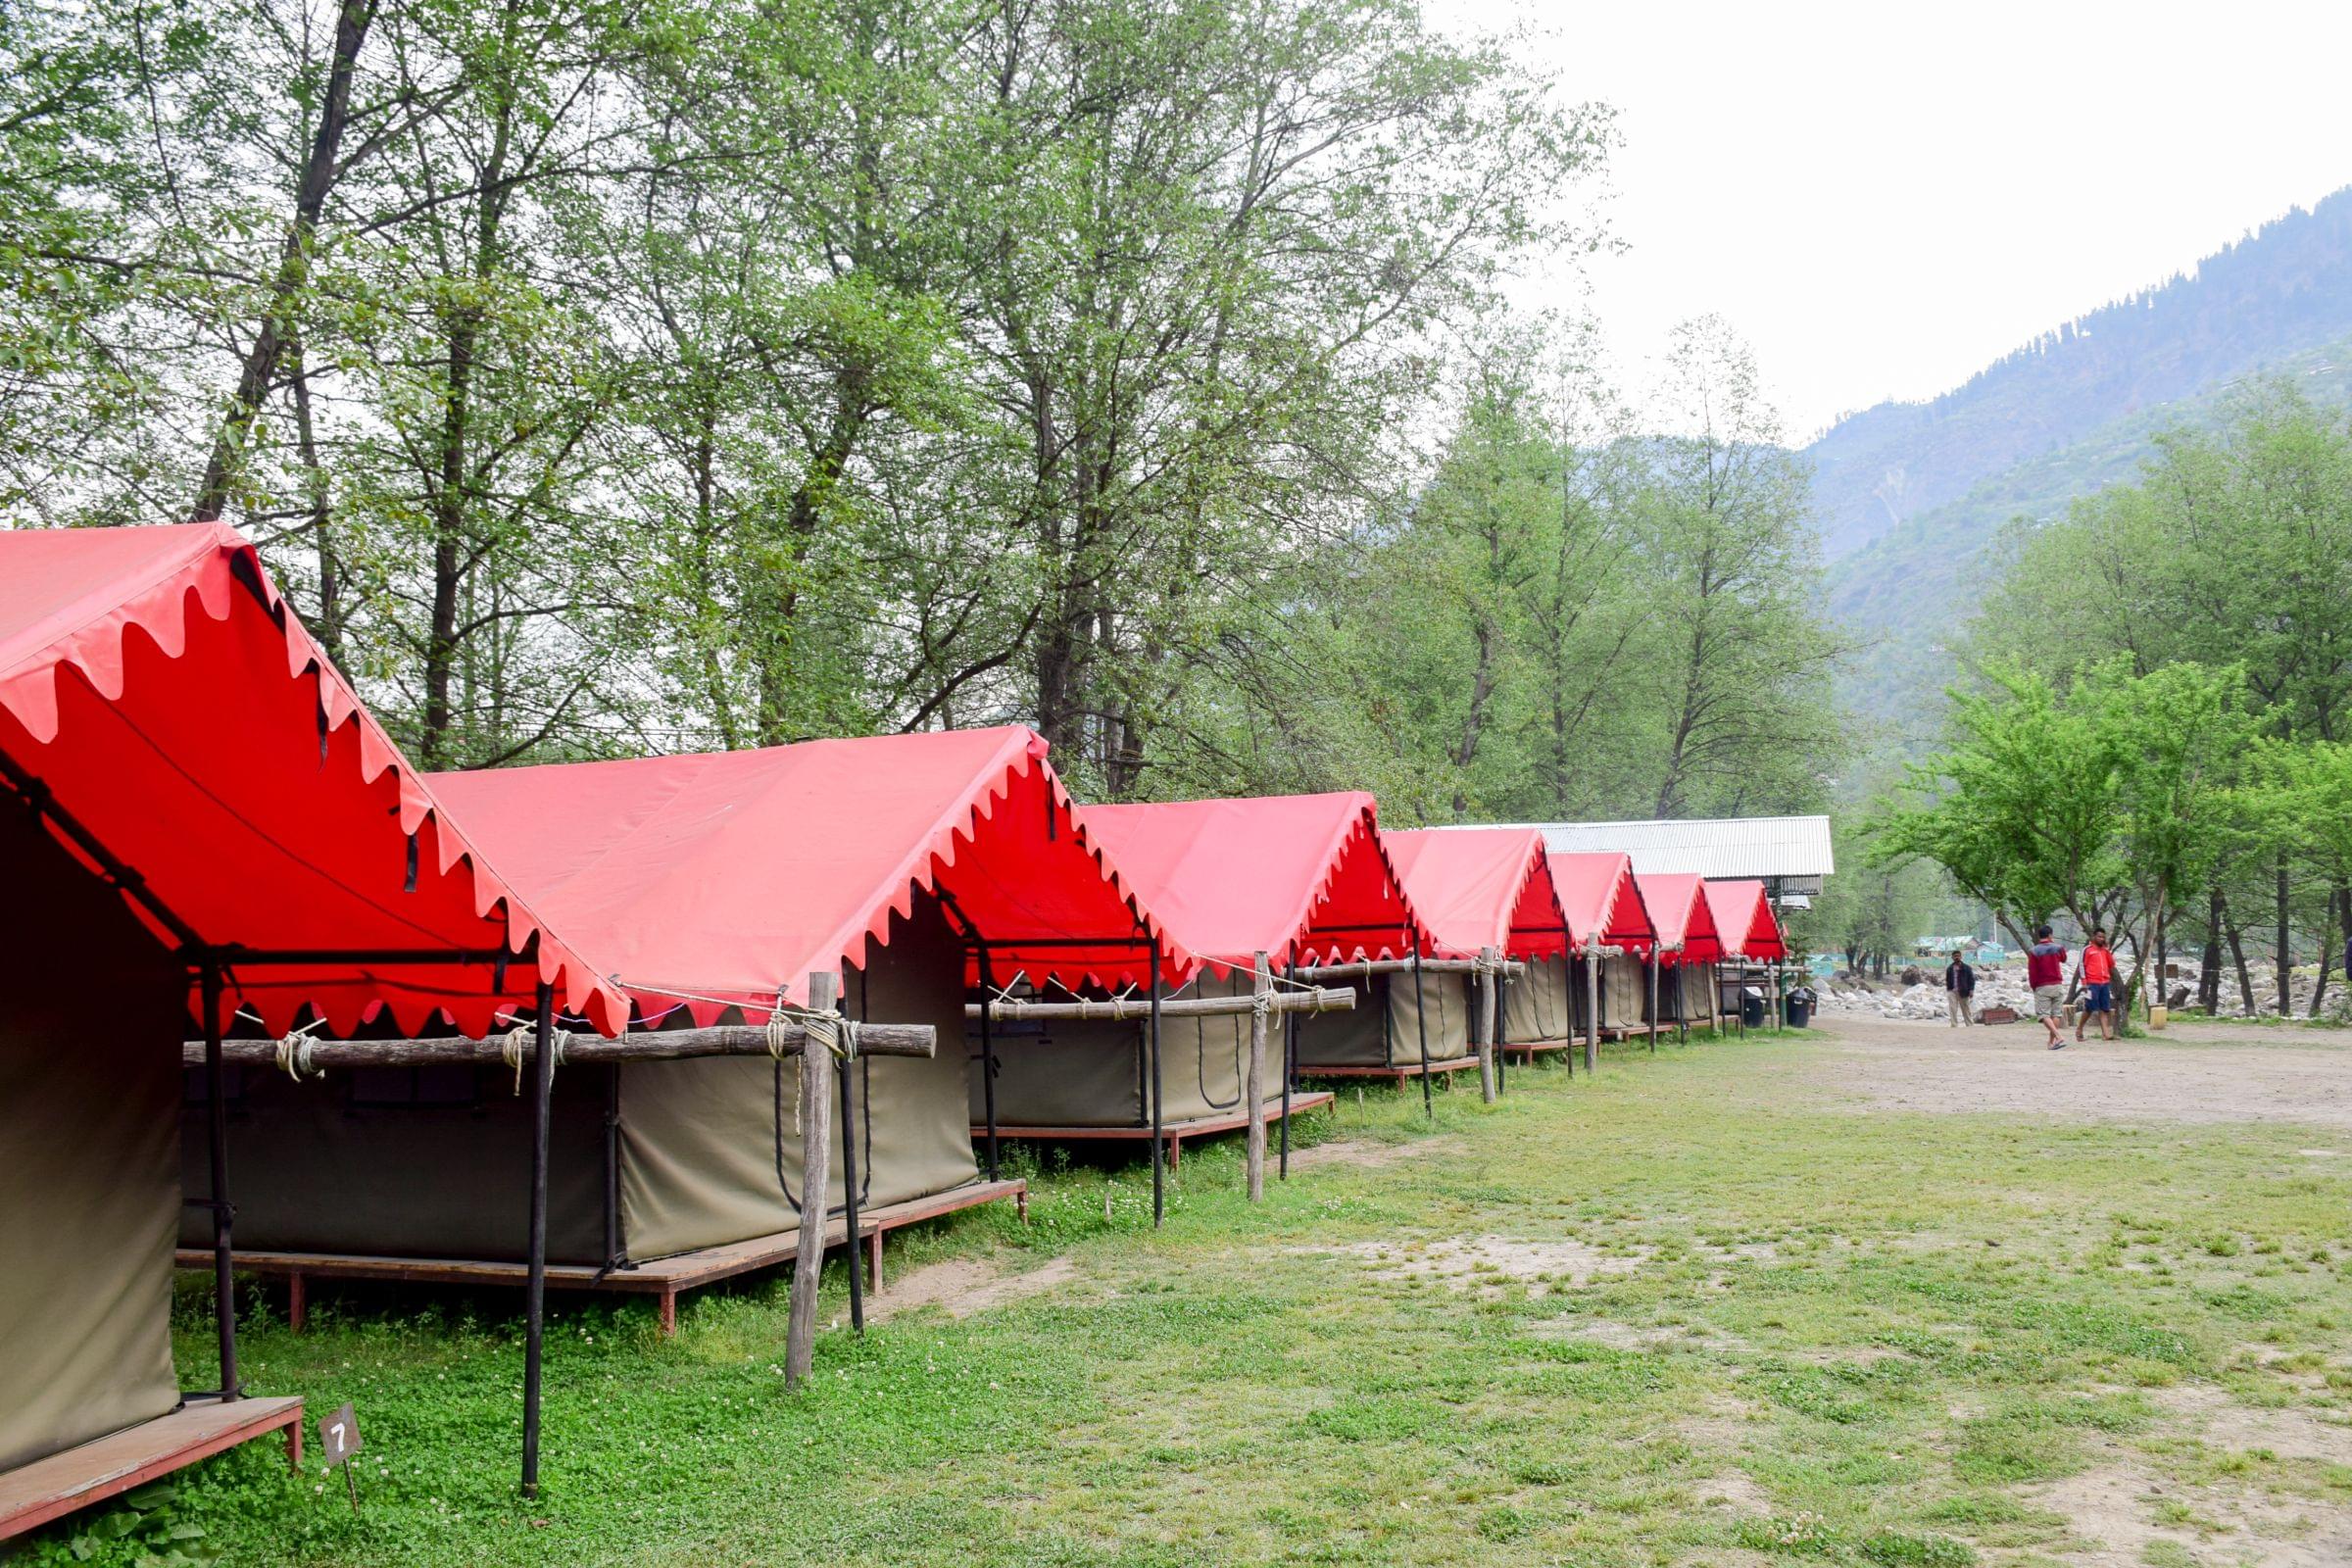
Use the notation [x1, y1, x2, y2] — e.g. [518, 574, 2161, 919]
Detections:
[24, 1027, 2352, 1566]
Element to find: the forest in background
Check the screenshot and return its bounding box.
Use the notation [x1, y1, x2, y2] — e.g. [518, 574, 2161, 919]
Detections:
[0, 0, 1847, 821]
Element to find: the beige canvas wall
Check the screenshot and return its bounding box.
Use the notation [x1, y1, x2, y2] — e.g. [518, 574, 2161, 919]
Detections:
[2, 809, 182, 1473]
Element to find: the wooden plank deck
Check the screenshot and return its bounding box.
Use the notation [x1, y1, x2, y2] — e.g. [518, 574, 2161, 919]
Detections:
[0, 1396, 303, 1541]
[1298, 1054, 1482, 1083]
[979, 1092, 1336, 1169]
[176, 1179, 1026, 1337]
[1500, 1037, 1576, 1060]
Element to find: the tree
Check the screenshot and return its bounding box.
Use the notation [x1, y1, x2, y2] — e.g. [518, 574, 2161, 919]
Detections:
[1872, 657, 2251, 1014]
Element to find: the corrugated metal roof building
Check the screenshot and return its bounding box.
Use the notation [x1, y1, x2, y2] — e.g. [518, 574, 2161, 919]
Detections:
[1442, 815, 1833, 900]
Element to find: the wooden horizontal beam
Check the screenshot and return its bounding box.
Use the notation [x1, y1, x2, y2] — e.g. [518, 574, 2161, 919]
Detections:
[179, 1019, 936, 1070]
[965, 987, 1356, 1022]
[1289, 956, 1527, 983]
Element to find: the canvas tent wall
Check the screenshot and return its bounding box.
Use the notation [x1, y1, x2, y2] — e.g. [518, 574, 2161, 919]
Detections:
[1045, 793, 1436, 1097]
[199, 727, 1178, 1271]
[1702, 878, 1788, 1026]
[1384, 827, 1568, 1058]
[0, 524, 619, 1521]
[1634, 872, 1726, 1026]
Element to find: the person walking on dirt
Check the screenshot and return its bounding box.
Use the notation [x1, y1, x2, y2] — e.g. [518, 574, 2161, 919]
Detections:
[2027, 925, 2070, 1049]
[2075, 929, 2116, 1043]
[1943, 948, 1976, 1026]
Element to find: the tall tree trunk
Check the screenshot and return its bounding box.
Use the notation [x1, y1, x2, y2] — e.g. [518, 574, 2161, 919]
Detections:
[2277, 854, 2293, 1015]
[2314, 885, 2345, 1017]
[287, 338, 341, 660]
[420, 34, 516, 766]
[1451, 620, 1495, 819]
[2224, 905, 2255, 1014]
[192, 0, 375, 520]
[2198, 887, 2223, 1012]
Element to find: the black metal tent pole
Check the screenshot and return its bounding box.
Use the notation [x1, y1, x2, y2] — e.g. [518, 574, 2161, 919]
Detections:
[1278, 958, 1296, 1179]
[1411, 946, 1433, 1117]
[1559, 926, 1576, 1078]
[838, 1050, 864, 1332]
[974, 939, 1000, 1182]
[200, 961, 239, 1403]
[520, 981, 555, 1499]
[1149, 940, 1165, 1227]
[1648, 950, 1661, 1054]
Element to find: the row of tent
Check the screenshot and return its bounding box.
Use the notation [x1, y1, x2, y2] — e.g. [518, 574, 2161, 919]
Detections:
[0, 525, 1788, 1536]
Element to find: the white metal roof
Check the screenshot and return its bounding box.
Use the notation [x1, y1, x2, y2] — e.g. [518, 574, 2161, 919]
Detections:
[1443, 815, 1835, 881]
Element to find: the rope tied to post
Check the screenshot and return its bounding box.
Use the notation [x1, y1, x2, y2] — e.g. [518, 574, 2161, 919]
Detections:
[501, 1023, 569, 1096]
[270, 1016, 328, 1081]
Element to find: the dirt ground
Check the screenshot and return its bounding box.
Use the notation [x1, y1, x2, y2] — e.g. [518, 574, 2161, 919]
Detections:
[1803, 1013, 2352, 1131]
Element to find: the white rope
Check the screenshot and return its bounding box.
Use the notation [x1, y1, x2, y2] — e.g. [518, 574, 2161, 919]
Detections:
[267, 1016, 329, 1081]
[501, 1023, 570, 1096]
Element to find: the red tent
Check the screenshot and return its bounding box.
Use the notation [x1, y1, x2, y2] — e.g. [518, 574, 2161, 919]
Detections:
[1634, 872, 1725, 964]
[0, 523, 623, 1037]
[1076, 793, 1422, 975]
[1545, 851, 1656, 954]
[1704, 879, 1787, 960]
[0, 523, 620, 1524]
[431, 726, 1189, 1018]
[1383, 828, 1567, 960]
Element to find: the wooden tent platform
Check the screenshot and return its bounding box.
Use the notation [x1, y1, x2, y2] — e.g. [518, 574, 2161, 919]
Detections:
[176, 1179, 1026, 1338]
[978, 1092, 1336, 1169]
[1300, 1054, 1481, 1085]
[0, 1395, 303, 1542]
[1500, 1037, 1575, 1061]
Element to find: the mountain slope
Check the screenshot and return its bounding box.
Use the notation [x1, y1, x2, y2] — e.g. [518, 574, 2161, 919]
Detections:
[1806, 187, 2352, 563]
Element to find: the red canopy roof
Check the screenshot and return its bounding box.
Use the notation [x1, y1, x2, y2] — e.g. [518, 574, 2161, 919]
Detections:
[1075, 793, 1422, 977]
[0, 524, 624, 1037]
[431, 726, 1188, 1021]
[1546, 851, 1656, 955]
[1384, 828, 1567, 961]
[1703, 879, 1786, 959]
[1634, 872, 1723, 964]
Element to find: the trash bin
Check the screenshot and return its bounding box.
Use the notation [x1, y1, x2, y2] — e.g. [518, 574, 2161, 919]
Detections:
[1783, 987, 1814, 1029]
[1740, 988, 1767, 1029]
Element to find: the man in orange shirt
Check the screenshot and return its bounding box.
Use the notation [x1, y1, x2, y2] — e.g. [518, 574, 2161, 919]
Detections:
[2076, 928, 2117, 1044]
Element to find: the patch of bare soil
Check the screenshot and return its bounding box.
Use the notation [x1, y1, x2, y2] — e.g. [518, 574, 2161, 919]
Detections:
[2152, 1384, 2352, 1466]
[1285, 1135, 1463, 1172]
[2028, 1461, 2352, 1567]
[1309, 1235, 1653, 1298]
[1801, 1015, 2352, 1129]
[869, 1255, 1077, 1323]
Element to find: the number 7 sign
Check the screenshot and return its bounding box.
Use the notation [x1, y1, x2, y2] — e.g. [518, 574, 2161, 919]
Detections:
[319, 1402, 364, 1513]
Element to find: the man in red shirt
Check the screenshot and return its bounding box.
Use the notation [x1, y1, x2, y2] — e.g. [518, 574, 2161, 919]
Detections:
[2026, 924, 2069, 1049]
[2076, 929, 2116, 1044]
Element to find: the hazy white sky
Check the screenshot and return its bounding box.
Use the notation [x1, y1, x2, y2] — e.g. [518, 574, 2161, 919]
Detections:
[1432, 0, 2352, 440]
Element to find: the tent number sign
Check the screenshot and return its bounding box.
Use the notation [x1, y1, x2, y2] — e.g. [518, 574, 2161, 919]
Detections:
[319, 1401, 365, 1514]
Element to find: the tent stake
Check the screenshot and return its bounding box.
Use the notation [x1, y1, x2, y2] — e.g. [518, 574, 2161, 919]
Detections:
[521, 980, 554, 1498]
[201, 962, 239, 1403]
[1149, 943, 1165, 1227]
[1412, 948, 1433, 1118]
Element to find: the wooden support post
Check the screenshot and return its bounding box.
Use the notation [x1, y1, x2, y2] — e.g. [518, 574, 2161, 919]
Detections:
[520, 980, 555, 1497]
[1585, 950, 1600, 1075]
[785, 971, 838, 1390]
[1476, 947, 1498, 1104]
[287, 1273, 306, 1334]
[1246, 952, 1270, 1202]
